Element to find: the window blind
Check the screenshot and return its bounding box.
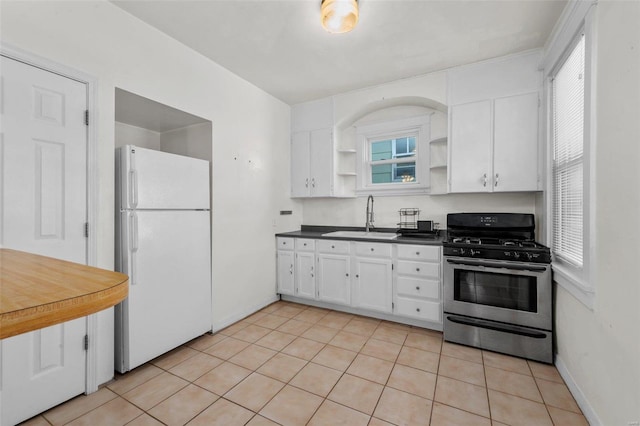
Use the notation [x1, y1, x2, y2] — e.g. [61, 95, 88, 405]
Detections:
[552, 34, 585, 267]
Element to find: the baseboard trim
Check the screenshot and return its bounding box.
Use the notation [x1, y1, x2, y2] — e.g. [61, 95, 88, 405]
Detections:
[555, 353, 602, 426]
[213, 294, 280, 332]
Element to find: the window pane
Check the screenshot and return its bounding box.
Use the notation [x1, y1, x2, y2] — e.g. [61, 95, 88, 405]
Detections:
[394, 163, 416, 182]
[372, 164, 393, 183]
[552, 34, 585, 266]
[371, 140, 392, 161]
[370, 137, 416, 161]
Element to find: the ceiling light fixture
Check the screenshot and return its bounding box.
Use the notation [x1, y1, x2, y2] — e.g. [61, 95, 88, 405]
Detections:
[321, 0, 359, 34]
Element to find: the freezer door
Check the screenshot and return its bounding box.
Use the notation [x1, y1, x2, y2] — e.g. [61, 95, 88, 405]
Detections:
[117, 210, 211, 372]
[118, 145, 210, 210]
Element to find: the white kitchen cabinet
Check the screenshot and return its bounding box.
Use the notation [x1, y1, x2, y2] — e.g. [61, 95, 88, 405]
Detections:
[295, 252, 316, 299]
[317, 239, 351, 305]
[449, 100, 493, 192]
[448, 51, 542, 193]
[448, 92, 540, 193]
[353, 242, 393, 313]
[291, 128, 334, 197]
[276, 238, 295, 295]
[294, 239, 316, 299]
[394, 245, 442, 323]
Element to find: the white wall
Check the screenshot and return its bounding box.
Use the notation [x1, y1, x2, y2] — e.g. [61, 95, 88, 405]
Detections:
[0, 0, 301, 384]
[114, 122, 161, 150]
[161, 122, 213, 162]
[554, 1, 640, 425]
[300, 69, 538, 229]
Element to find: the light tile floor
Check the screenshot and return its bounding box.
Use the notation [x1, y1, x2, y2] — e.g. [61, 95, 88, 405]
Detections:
[22, 301, 589, 426]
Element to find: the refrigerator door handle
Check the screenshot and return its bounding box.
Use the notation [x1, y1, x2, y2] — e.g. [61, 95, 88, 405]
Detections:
[129, 212, 138, 285]
[129, 170, 138, 208]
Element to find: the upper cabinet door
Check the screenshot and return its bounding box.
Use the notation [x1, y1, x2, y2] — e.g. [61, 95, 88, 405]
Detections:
[493, 92, 540, 192]
[309, 128, 333, 196]
[291, 131, 311, 197]
[449, 101, 492, 193]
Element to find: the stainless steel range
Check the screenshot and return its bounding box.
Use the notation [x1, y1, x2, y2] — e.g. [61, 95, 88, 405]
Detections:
[443, 213, 553, 363]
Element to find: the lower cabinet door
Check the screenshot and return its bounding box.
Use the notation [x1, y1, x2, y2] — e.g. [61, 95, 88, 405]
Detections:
[318, 254, 351, 305]
[353, 257, 392, 313]
[296, 252, 316, 299]
[277, 250, 295, 295]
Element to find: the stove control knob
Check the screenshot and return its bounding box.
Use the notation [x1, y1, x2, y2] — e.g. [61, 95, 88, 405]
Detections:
[459, 248, 466, 255]
[513, 251, 520, 259]
[470, 249, 480, 256]
[525, 252, 533, 261]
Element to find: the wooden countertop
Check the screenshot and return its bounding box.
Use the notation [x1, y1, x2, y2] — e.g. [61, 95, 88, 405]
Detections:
[0, 249, 129, 339]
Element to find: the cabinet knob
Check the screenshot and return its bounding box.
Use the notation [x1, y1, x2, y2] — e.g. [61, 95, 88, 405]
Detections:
[356, 274, 359, 278]
[305, 178, 309, 188]
[311, 273, 314, 277]
[483, 173, 487, 187]
[495, 173, 499, 187]
[416, 286, 421, 290]
[416, 251, 420, 255]
[303, 243, 307, 246]
[416, 267, 420, 272]
[331, 245, 335, 249]
[416, 308, 421, 313]
[371, 248, 374, 252]
[346, 273, 349, 277]
[283, 241, 286, 245]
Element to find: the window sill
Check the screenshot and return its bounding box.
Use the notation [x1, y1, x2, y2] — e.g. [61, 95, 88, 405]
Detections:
[355, 186, 430, 197]
[552, 262, 594, 310]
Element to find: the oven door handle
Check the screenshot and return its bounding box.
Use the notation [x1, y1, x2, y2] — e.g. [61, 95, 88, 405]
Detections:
[446, 315, 548, 339]
[446, 258, 548, 273]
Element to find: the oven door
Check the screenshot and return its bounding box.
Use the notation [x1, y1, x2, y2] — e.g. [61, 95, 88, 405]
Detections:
[444, 257, 552, 331]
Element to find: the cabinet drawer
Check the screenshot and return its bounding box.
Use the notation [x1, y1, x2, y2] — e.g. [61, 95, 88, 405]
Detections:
[317, 239, 350, 255]
[395, 297, 442, 323]
[277, 237, 294, 251]
[397, 261, 439, 279]
[355, 242, 392, 258]
[295, 238, 316, 252]
[397, 245, 440, 261]
[397, 276, 440, 300]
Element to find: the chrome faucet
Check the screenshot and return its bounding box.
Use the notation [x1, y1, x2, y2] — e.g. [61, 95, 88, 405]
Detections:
[365, 195, 374, 232]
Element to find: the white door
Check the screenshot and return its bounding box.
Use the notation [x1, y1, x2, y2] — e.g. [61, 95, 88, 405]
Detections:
[449, 100, 492, 193]
[353, 258, 392, 313]
[493, 92, 540, 192]
[0, 55, 88, 425]
[277, 250, 295, 295]
[291, 132, 311, 197]
[317, 254, 351, 305]
[118, 210, 211, 372]
[295, 252, 316, 299]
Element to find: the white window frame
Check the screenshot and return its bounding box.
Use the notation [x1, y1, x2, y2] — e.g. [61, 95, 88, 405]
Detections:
[544, 1, 597, 309]
[355, 115, 430, 196]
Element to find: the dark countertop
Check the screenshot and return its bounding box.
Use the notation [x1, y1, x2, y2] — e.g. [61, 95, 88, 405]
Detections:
[276, 225, 445, 246]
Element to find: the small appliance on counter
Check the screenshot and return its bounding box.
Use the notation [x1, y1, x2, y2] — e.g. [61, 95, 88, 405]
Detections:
[396, 208, 440, 238]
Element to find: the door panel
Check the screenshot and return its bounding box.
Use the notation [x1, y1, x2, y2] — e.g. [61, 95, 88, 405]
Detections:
[449, 101, 492, 193]
[354, 258, 392, 313]
[318, 254, 350, 305]
[493, 92, 539, 191]
[291, 132, 310, 197]
[0, 56, 87, 262]
[309, 128, 332, 196]
[296, 252, 316, 299]
[0, 55, 88, 425]
[277, 250, 295, 295]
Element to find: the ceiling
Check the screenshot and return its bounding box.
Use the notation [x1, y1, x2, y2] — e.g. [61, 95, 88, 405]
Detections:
[111, 0, 567, 105]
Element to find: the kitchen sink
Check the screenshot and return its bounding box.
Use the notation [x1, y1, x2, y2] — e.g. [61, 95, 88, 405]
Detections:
[322, 231, 398, 240]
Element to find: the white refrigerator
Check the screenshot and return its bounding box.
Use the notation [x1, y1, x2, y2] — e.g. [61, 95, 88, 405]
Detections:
[115, 145, 212, 373]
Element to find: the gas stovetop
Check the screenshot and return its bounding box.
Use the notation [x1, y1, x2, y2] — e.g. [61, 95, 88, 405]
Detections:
[443, 213, 551, 264]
